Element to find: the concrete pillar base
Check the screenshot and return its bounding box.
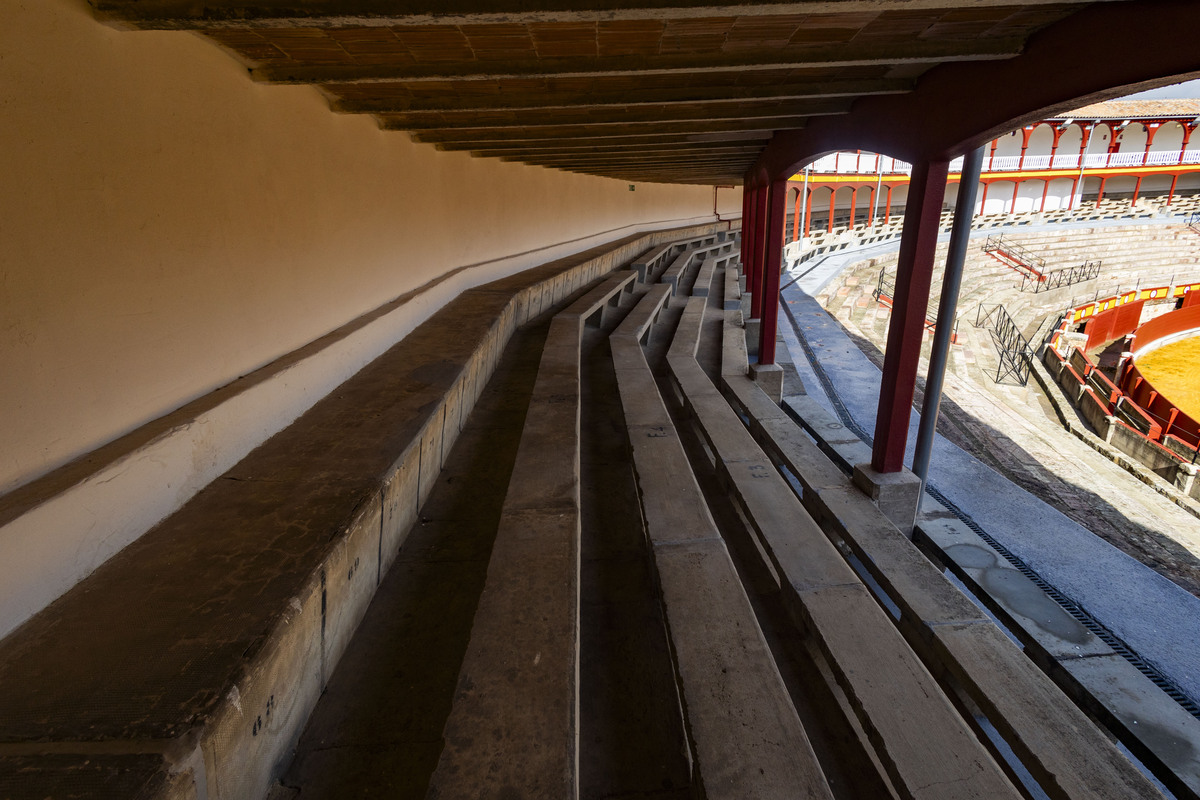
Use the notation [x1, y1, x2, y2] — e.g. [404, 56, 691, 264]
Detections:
[745, 319, 760, 359]
[1175, 462, 1198, 495]
[851, 462, 921, 538]
[749, 362, 784, 403]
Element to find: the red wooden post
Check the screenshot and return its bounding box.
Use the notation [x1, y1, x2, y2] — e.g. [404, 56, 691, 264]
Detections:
[804, 188, 813, 236]
[884, 185, 893, 224]
[749, 184, 770, 321]
[871, 160, 950, 473]
[742, 183, 756, 290]
[758, 178, 788, 365]
[979, 181, 990, 214]
[850, 186, 858, 229]
[1131, 175, 1143, 205]
[827, 188, 836, 233]
[1168, 174, 1180, 205]
[792, 188, 801, 242]
[1096, 176, 1108, 207]
[739, 181, 752, 266]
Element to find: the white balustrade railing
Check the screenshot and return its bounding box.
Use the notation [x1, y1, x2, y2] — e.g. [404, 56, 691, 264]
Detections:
[803, 148, 1200, 177]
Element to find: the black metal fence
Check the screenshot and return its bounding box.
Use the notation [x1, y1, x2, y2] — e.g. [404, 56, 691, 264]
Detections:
[872, 267, 895, 303]
[975, 303, 1033, 385]
[1019, 260, 1101, 293]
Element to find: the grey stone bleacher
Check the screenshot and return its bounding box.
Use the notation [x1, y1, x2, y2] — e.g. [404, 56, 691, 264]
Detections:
[666, 297, 1022, 799]
[426, 269, 638, 798]
[0, 222, 726, 800]
[609, 273, 834, 800]
[682, 263, 1172, 798]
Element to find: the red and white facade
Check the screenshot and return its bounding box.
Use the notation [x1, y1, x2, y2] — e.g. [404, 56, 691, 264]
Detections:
[787, 99, 1200, 239]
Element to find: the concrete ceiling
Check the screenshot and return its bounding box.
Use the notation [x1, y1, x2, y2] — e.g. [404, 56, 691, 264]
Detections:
[89, 1, 1181, 185]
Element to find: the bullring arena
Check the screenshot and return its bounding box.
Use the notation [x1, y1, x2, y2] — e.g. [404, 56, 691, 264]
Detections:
[9, 2, 1200, 799]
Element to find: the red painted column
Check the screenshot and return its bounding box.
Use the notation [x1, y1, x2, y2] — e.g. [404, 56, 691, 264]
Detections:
[1132, 175, 1144, 205]
[849, 187, 858, 229]
[871, 159, 950, 473]
[1040, 180, 1050, 213]
[739, 181, 752, 266]
[1168, 174, 1180, 205]
[1096, 176, 1108, 207]
[1010, 181, 1020, 214]
[758, 177, 788, 365]
[804, 188, 813, 236]
[792, 189, 801, 242]
[749, 184, 770, 321]
[988, 139, 998, 170]
[827, 189, 836, 233]
[742, 183, 757, 288]
[979, 181, 990, 213]
[867, 186, 877, 226]
[1143, 123, 1160, 165]
[1017, 126, 1034, 169]
[884, 186, 893, 224]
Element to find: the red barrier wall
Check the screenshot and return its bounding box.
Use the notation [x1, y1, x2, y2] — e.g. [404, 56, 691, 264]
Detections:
[1122, 304, 1200, 448]
[1084, 299, 1144, 352]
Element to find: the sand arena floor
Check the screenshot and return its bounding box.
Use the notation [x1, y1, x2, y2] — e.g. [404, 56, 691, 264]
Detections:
[1136, 334, 1200, 423]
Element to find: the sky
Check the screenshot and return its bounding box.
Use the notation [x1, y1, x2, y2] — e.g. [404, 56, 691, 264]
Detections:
[1122, 78, 1200, 100]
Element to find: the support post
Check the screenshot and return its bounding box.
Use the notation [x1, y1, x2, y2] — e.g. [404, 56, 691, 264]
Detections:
[739, 181, 752, 265]
[744, 183, 760, 301]
[870, 160, 950, 473]
[911, 146, 985, 503]
[749, 183, 769, 320]
[757, 178, 787, 366]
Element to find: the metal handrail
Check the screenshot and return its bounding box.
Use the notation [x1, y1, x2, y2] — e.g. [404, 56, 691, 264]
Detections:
[1020, 260, 1101, 293]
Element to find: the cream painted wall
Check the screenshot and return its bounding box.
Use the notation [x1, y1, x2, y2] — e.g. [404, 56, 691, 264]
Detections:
[0, 0, 741, 495]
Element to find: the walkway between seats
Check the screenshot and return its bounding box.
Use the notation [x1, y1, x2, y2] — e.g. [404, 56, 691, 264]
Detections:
[778, 279, 1200, 708]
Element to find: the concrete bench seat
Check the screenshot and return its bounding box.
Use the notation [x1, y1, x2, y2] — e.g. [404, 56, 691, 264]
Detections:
[0, 222, 727, 800]
[613, 282, 672, 344]
[717, 313, 1173, 798]
[667, 297, 1021, 800]
[682, 243, 738, 298]
[428, 293, 596, 798]
[609, 290, 833, 800]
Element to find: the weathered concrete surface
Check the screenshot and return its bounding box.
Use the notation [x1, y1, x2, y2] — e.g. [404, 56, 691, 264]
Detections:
[612, 294, 832, 800]
[0, 223, 732, 799]
[279, 323, 549, 799]
[428, 310, 582, 799]
[749, 361, 784, 403]
[670, 352, 1019, 800]
[720, 344, 1170, 799]
[851, 461, 921, 537]
[0, 754, 196, 800]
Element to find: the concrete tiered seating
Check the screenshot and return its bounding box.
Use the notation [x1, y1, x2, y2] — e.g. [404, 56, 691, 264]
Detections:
[426, 270, 637, 798]
[0, 223, 725, 800]
[5, 216, 1191, 800]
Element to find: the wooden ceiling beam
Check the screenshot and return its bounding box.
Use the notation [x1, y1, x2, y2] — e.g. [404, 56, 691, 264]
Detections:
[384, 101, 848, 130]
[331, 78, 910, 115]
[494, 143, 765, 159]
[433, 130, 774, 150]
[408, 119, 792, 142]
[516, 155, 760, 169]
[90, 0, 1103, 29]
[252, 41, 1021, 85]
